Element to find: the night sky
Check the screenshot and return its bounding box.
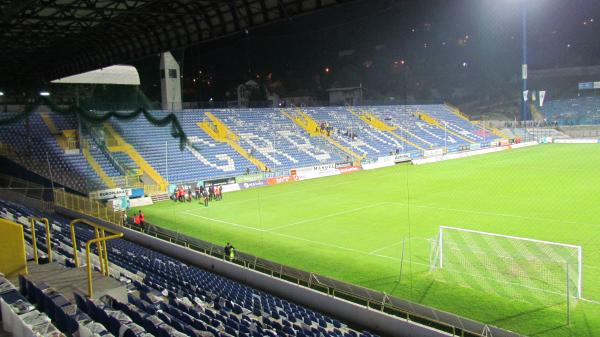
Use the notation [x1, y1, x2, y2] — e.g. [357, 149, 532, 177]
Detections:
[133, 0, 600, 105]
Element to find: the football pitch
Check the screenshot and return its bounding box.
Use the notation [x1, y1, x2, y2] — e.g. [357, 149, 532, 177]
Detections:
[131, 144, 600, 336]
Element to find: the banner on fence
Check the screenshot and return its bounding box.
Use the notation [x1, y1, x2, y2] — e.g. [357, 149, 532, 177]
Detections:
[423, 148, 444, 157]
[239, 180, 267, 189]
[469, 143, 481, 151]
[294, 163, 336, 174]
[204, 177, 236, 187]
[338, 166, 361, 174]
[129, 197, 153, 207]
[335, 161, 353, 169]
[266, 175, 299, 185]
[394, 154, 411, 163]
[89, 188, 129, 200]
[553, 138, 599, 144]
[221, 183, 241, 193]
[235, 173, 265, 183]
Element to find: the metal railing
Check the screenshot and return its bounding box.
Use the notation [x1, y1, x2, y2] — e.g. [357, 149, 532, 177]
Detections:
[0, 174, 51, 201]
[29, 217, 53, 264]
[69, 218, 123, 297]
[54, 189, 123, 226]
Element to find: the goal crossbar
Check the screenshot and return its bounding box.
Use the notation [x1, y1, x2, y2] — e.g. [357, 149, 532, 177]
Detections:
[438, 226, 583, 299]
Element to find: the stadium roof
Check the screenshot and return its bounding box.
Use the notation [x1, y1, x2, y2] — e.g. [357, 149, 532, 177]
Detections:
[0, 0, 356, 89]
[51, 65, 140, 85]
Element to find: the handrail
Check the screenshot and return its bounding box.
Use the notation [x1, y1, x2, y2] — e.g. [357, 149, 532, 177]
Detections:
[29, 217, 53, 264]
[85, 232, 123, 297]
[69, 218, 123, 297]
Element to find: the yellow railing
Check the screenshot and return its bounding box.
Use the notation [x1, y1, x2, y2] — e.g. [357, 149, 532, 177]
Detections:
[104, 123, 168, 192]
[54, 189, 124, 226]
[29, 217, 53, 264]
[82, 142, 117, 189]
[197, 114, 269, 172]
[444, 102, 470, 121]
[69, 218, 123, 297]
[142, 184, 163, 195]
[417, 111, 475, 144]
[0, 143, 15, 157]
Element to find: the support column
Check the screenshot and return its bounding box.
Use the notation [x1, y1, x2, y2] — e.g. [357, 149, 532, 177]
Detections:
[160, 52, 182, 112]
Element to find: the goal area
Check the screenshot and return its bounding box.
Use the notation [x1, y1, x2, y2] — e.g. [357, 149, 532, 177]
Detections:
[430, 226, 582, 302]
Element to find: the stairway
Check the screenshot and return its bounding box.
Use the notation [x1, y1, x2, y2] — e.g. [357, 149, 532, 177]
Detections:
[103, 123, 168, 192]
[197, 112, 269, 172]
[82, 140, 116, 188]
[25, 262, 127, 302]
[284, 108, 363, 161]
[349, 108, 427, 151]
[416, 111, 475, 144]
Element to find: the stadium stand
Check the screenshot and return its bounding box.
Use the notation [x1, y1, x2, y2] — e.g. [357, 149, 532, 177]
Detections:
[539, 96, 600, 125]
[303, 107, 413, 157]
[210, 109, 344, 171]
[1, 198, 380, 337]
[0, 104, 498, 193]
[0, 113, 106, 193]
[107, 114, 255, 185]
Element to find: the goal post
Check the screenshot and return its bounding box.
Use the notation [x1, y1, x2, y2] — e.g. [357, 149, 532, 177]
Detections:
[431, 226, 582, 301]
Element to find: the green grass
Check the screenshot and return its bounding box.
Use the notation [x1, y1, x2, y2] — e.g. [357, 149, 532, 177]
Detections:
[132, 144, 600, 336]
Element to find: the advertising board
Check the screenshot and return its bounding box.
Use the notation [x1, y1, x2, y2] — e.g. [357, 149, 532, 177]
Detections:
[204, 177, 236, 187]
[266, 175, 299, 185]
[89, 188, 129, 200]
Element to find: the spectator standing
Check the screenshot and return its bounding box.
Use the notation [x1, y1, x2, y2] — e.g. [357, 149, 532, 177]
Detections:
[203, 189, 209, 207]
[224, 242, 235, 261]
[139, 210, 145, 228]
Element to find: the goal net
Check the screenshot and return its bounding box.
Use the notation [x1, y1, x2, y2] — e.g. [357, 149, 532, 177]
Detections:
[430, 226, 582, 302]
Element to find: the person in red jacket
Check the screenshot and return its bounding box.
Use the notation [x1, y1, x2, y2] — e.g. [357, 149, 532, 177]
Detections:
[138, 210, 145, 228]
[133, 213, 140, 227]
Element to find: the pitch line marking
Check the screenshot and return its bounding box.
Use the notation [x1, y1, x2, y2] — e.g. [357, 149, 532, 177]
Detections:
[181, 210, 269, 232]
[267, 202, 386, 232]
[368, 240, 407, 255]
[181, 209, 419, 264]
[382, 201, 600, 228]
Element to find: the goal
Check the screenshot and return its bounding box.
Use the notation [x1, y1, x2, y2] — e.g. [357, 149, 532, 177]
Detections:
[430, 226, 582, 302]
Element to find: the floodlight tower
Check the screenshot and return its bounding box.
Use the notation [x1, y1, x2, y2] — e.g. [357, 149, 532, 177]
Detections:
[521, 0, 529, 122]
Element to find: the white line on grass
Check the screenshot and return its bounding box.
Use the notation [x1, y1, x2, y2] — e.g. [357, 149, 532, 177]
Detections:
[368, 240, 406, 255]
[383, 201, 600, 228]
[581, 298, 600, 305]
[181, 211, 269, 232]
[181, 209, 425, 264]
[267, 202, 386, 232]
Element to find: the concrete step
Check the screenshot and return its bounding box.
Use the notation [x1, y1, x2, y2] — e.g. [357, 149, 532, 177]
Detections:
[25, 262, 127, 303]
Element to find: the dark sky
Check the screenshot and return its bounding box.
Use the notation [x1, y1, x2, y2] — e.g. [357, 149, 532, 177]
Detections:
[133, 0, 600, 103]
